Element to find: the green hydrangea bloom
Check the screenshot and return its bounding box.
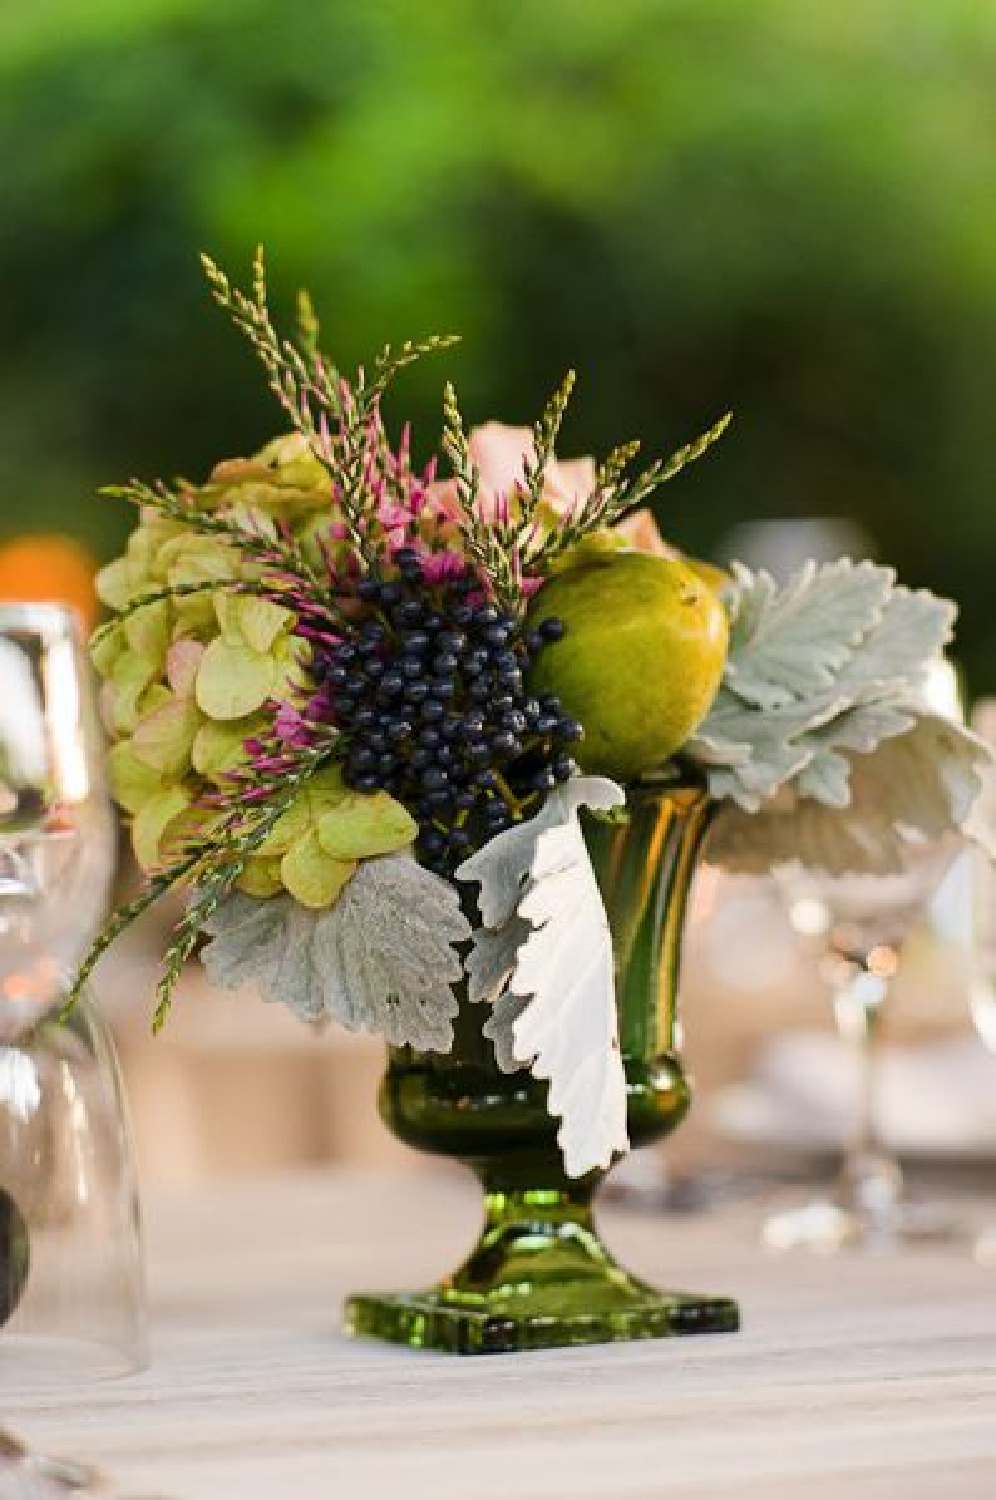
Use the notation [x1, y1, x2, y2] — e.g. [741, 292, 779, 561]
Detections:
[92, 437, 416, 899]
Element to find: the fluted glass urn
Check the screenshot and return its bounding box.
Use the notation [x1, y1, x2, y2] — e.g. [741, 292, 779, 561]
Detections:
[345, 785, 739, 1354]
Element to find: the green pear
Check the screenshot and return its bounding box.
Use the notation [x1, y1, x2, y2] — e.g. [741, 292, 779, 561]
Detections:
[527, 551, 729, 781]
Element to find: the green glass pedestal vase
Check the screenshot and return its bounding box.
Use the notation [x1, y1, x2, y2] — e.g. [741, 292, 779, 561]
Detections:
[344, 786, 740, 1355]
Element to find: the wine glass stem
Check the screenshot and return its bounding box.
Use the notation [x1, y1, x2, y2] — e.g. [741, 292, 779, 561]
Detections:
[852, 999, 880, 1160]
[835, 975, 903, 1231]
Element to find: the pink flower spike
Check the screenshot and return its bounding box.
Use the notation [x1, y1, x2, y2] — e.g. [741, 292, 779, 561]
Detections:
[379, 501, 414, 529]
[420, 550, 469, 585]
[296, 625, 342, 647]
[317, 410, 333, 458]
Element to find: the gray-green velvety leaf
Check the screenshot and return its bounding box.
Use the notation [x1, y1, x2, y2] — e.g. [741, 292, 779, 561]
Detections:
[198, 890, 330, 1022]
[723, 559, 892, 710]
[794, 699, 916, 805]
[832, 588, 955, 695]
[707, 714, 990, 875]
[201, 854, 470, 1049]
[683, 563, 965, 816]
[465, 915, 531, 1006]
[688, 693, 847, 810]
[482, 991, 531, 1074]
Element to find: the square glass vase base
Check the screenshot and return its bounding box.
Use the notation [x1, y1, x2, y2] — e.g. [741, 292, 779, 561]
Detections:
[344, 1275, 740, 1356]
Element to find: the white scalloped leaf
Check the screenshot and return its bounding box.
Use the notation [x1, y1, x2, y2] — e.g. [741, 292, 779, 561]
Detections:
[509, 813, 629, 1178]
[457, 777, 625, 924]
[457, 776, 628, 1178]
[201, 853, 470, 1049]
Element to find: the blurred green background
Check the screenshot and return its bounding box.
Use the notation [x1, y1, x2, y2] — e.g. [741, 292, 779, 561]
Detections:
[1, 0, 994, 685]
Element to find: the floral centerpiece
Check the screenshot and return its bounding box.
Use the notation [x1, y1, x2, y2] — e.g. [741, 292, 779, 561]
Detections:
[75, 251, 988, 1354]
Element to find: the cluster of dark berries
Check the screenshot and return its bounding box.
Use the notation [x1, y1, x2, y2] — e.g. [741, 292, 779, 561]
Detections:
[318, 551, 583, 874]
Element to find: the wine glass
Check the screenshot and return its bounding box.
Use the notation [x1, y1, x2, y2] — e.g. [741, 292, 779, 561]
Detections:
[0, 603, 148, 1385]
[763, 836, 963, 1252]
[965, 699, 996, 1263]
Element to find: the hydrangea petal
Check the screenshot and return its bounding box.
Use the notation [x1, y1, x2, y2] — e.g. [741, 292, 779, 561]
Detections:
[123, 598, 172, 663]
[132, 785, 192, 871]
[196, 638, 275, 720]
[280, 830, 355, 909]
[108, 740, 167, 816]
[316, 793, 417, 860]
[132, 698, 201, 777]
[191, 715, 264, 780]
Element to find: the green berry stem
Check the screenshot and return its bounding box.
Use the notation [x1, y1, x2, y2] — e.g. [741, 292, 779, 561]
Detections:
[202, 246, 457, 577]
[63, 850, 204, 1019]
[100, 479, 325, 589]
[520, 369, 577, 521]
[441, 380, 524, 611]
[529, 412, 732, 571]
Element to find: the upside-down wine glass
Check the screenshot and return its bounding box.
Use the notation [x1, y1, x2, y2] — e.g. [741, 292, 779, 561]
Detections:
[0, 603, 148, 1387]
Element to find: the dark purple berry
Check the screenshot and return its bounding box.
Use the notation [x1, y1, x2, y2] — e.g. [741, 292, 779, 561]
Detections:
[556, 718, 584, 743]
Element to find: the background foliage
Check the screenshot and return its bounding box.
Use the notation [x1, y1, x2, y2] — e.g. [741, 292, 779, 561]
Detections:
[2, 0, 995, 686]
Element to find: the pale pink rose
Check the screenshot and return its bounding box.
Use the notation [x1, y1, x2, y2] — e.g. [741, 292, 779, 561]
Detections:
[611, 507, 673, 557]
[426, 422, 596, 525]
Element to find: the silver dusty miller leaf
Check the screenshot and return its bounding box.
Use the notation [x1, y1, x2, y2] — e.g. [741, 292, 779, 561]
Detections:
[684, 561, 959, 814]
[201, 853, 470, 1050]
[708, 713, 991, 876]
[722, 558, 892, 710]
[482, 990, 531, 1074]
[458, 775, 629, 1178]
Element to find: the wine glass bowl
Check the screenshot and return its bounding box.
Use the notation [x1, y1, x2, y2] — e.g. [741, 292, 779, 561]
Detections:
[0, 604, 115, 1041]
[0, 603, 147, 1385]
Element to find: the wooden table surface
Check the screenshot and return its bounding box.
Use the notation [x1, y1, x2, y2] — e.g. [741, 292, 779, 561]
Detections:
[5, 1169, 996, 1499]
